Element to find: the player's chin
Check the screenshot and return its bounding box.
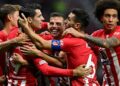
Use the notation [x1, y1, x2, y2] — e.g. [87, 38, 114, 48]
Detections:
[13, 23, 18, 27]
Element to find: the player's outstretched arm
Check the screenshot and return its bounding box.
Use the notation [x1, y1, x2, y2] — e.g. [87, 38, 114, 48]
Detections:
[63, 28, 120, 48]
[35, 60, 91, 77]
[20, 44, 63, 67]
[0, 33, 28, 51]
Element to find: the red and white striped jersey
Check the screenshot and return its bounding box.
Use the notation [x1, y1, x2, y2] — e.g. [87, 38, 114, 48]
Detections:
[6, 27, 38, 86]
[92, 26, 120, 86]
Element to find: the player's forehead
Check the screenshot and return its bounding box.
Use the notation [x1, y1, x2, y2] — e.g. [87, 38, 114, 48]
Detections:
[35, 9, 42, 16]
[104, 8, 118, 15]
[50, 16, 64, 21]
[50, 17, 64, 23]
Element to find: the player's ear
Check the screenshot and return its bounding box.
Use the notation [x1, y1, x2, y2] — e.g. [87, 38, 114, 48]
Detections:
[116, 18, 119, 23]
[74, 23, 81, 29]
[27, 17, 32, 23]
[7, 14, 12, 21]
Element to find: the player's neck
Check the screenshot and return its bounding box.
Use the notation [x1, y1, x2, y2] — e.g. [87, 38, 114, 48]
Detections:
[54, 36, 61, 40]
[104, 27, 115, 34]
[77, 28, 85, 34]
[3, 23, 15, 34]
[29, 24, 35, 32]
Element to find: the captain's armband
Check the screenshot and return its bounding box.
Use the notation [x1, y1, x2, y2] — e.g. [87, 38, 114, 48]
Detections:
[51, 40, 61, 51]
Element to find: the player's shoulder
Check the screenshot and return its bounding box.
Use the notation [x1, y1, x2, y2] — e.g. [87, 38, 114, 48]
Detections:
[116, 26, 120, 31]
[39, 33, 53, 40]
[0, 30, 7, 41]
[0, 29, 5, 34]
[92, 29, 104, 36]
[92, 29, 103, 34]
[0, 30, 6, 37]
[62, 37, 86, 45]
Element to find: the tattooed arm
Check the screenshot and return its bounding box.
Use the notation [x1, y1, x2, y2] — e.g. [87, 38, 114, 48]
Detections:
[62, 27, 120, 48]
[84, 35, 120, 48]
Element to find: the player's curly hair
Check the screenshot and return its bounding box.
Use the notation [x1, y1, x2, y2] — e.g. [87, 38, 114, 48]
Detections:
[95, 0, 120, 22]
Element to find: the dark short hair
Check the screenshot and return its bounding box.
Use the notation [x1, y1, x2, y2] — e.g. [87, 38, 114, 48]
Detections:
[71, 8, 89, 28]
[20, 3, 41, 18]
[50, 12, 64, 19]
[95, 0, 120, 22]
[25, 3, 41, 10]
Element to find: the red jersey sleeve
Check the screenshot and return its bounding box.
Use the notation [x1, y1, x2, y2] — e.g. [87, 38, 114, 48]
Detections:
[0, 31, 7, 42]
[34, 58, 73, 77]
[61, 38, 75, 51]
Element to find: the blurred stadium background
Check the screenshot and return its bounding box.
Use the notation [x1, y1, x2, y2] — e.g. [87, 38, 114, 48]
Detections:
[0, 0, 104, 85]
[0, 0, 103, 34]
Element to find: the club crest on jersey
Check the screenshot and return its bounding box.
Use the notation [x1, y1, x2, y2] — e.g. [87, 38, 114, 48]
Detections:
[53, 41, 59, 46]
[52, 40, 63, 46]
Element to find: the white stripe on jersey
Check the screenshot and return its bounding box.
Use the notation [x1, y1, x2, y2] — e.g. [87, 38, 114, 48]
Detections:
[110, 48, 120, 85]
[84, 83, 97, 86]
[105, 65, 115, 84]
[20, 80, 26, 86]
[100, 49, 115, 85]
[13, 80, 18, 85]
[93, 83, 97, 86]
[7, 79, 26, 86]
[8, 79, 12, 86]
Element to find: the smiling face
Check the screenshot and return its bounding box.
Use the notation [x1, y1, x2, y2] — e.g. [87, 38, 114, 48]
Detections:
[49, 16, 65, 39]
[30, 9, 44, 31]
[101, 8, 119, 32]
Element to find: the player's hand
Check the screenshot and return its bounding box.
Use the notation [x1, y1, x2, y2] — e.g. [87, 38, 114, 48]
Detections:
[12, 53, 28, 65]
[0, 75, 6, 83]
[58, 51, 67, 63]
[20, 44, 41, 57]
[62, 27, 85, 38]
[18, 13, 32, 31]
[40, 31, 50, 35]
[14, 33, 30, 45]
[73, 64, 92, 77]
[18, 13, 28, 28]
